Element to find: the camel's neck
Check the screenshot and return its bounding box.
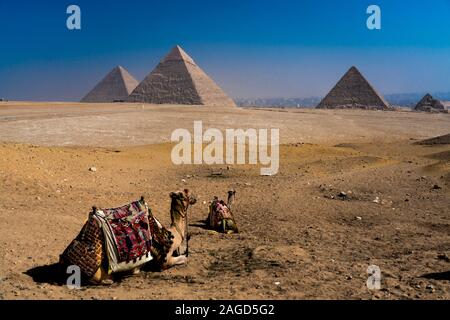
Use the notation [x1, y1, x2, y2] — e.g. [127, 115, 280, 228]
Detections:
[170, 205, 186, 237]
[227, 192, 235, 209]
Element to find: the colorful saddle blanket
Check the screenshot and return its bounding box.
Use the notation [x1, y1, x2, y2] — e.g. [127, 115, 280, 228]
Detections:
[102, 201, 152, 263]
[95, 200, 153, 273]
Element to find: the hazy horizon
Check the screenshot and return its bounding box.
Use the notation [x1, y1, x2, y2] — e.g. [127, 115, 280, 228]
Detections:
[1, 0, 450, 101]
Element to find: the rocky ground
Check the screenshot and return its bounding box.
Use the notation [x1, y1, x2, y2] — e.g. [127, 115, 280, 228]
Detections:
[0, 103, 449, 300]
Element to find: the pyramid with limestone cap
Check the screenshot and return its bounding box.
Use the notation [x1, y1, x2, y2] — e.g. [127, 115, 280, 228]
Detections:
[127, 45, 236, 106]
[81, 66, 139, 103]
[317, 66, 390, 110]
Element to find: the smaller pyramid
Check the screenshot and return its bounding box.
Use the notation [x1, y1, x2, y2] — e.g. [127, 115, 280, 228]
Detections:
[317, 66, 390, 110]
[414, 93, 446, 113]
[127, 45, 236, 107]
[81, 66, 139, 103]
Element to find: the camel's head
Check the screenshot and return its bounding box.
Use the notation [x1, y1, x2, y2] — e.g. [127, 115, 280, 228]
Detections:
[169, 189, 196, 222]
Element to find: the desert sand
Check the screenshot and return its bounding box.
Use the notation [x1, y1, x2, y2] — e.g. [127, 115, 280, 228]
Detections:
[0, 102, 449, 300]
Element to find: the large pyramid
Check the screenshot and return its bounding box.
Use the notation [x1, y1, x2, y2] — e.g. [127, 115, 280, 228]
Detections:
[317, 66, 390, 110]
[127, 45, 236, 106]
[81, 66, 139, 103]
[414, 93, 446, 113]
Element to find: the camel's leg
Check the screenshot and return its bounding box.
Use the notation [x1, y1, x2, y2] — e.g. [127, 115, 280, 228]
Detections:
[164, 238, 187, 268]
[131, 267, 141, 275]
[90, 266, 113, 285]
[166, 255, 187, 267]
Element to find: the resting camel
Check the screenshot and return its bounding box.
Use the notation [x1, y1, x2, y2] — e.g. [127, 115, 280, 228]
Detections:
[61, 189, 196, 285]
[94, 190, 195, 283]
[206, 190, 238, 234]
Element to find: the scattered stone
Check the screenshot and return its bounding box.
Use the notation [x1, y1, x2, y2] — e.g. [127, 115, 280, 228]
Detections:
[355, 216, 362, 221]
[181, 179, 186, 183]
[437, 253, 450, 262]
[373, 197, 380, 204]
[89, 167, 97, 172]
[432, 184, 441, 190]
[338, 191, 347, 199]
[372, 292, 383, 299]
[274, 282, 281, 286]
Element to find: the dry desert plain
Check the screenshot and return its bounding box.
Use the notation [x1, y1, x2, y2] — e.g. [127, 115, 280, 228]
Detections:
[0, 102, 449, 300]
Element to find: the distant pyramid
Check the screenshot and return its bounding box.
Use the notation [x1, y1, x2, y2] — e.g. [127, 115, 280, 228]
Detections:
[81, 66, 139, 103]
[127, 45, 236, 106]
[317, 66, 390, 110]
[414, 93, 446, 113]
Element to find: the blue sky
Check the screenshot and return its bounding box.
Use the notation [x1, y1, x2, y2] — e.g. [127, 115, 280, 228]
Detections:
[0, 0, 449, 100]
